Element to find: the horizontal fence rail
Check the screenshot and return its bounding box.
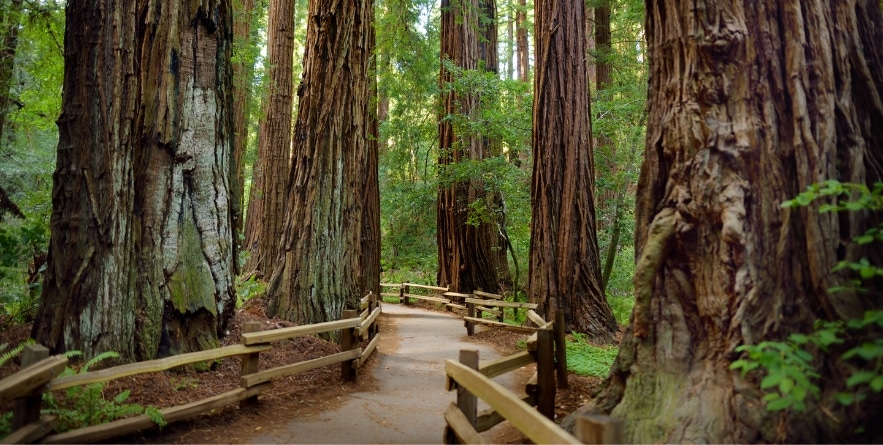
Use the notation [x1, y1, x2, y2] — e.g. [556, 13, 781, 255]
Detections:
[0, 292, 383, 444]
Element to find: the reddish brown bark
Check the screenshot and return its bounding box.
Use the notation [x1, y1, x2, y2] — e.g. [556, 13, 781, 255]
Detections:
[571, 0, 883, 442]
[529, 0, 617, 340]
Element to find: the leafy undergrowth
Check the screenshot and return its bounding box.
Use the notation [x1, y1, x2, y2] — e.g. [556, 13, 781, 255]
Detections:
[566, 333, 618, 378]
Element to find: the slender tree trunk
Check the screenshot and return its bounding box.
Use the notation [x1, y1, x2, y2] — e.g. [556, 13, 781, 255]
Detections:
[515, 0, 528, 82]
[266, 0, 376, 324]
[529, 0, 617, 340]
[569, 1, 883, 442]
[231, 0, 257, 253]
[0, 0, 22, 142]
[505, 6, 514, 80]
[243, 0, 296, 276]
[362, 5, 381, 300]
[34, 0, 140, 360]
[134, 0, 237, 358]
[593, 2, 616, 234]
[437, 0, 499, 294]
[584, 7, 595, 90]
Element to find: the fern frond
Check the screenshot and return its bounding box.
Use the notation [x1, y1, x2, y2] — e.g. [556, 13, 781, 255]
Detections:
[82, 351, 120, 372]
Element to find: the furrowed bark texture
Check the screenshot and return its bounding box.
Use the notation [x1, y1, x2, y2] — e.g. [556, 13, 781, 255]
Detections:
[231, 0, 256, 250]
[437, 0, 500, 295]
[574, 0, 883, 442]
[515, 0, 528, 82]
[34, 0, 139, 359]
[362, 10, 381, 300]
[135, 0, 237, 358]
[529, 0, 617, 340]
[266, 0, 376, 324]
[243, 0, 295, 276]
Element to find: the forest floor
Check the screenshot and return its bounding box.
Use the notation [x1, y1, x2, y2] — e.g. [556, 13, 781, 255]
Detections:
[0, 298, 601, 444]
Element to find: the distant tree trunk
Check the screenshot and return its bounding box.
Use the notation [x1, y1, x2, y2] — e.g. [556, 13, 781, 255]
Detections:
[437, 0, 499, 294]
[266, 0, 376, 324]
[0, 0, 22, 142]
[584, 7, 595, 89]
[232, 0, 257, 251]
[134, 0, 237, 357]
[570, 0, 883, 442]
[243, 0, 296, 276]
[515, 0, 528, 82]
[362, 5, 381, 299]
[33, 0, 140, 360]
[529, 0, 617, 339]
[505, 6, 514, 80]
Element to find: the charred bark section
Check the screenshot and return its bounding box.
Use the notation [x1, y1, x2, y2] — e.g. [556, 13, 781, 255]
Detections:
[437, 0, 500, 295]
[266, 0, 377, 325]
[578, 1, 883, 442]
[134, 0, 237, 358]
[34, 0, 139, 359]
[528, 0, 617, 341]
[243, 0, 296, 276]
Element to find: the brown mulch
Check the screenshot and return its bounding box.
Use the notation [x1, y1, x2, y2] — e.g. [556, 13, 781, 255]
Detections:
[1, 297, 602, 444]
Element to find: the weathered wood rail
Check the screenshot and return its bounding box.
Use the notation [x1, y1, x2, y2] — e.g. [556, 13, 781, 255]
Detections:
[444, 309, 623, 444]
[0, 292, 383, 444]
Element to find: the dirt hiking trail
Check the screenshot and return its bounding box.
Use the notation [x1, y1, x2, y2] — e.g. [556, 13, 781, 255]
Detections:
[248, 303, 517, 444]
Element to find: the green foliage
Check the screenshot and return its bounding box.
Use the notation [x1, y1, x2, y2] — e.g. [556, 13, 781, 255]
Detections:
[170, 376, 199, 391]
[0, 338, 34, 367]
[731, 180, 883, 412]
[236, 274, 267, 306]
[566, 332, 619, 378]
[41, 351, 166, 432]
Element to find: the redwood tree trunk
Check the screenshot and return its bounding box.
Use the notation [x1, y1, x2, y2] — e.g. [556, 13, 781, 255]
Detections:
[437, 0, 499, 295]
[515, 0, 529, 82]
[34, 0, 140, 360]
[231, 0, 256, 250]
[134, 0, 237, 357]
[243, 0, 296, 276]
[529, 0, 617, 340]
[573, 0, 883, 442]
[266, 0, 377, 324]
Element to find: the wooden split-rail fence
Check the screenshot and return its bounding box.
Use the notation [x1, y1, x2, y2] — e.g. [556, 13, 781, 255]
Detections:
[444, 310, 624, 444]
[0, 292, 382, 444]
[380, 283, 541, 335]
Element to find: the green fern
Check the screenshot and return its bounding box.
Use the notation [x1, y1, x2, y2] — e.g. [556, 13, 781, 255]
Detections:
[0, 338, 35, 367]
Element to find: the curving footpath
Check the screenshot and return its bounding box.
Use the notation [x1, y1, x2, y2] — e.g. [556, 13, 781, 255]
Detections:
[248, 303, 516, 444]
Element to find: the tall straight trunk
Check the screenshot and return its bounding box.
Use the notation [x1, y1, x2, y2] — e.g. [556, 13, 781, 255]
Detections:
[505, 7, 514, 80]
[134, 0, 237, 357]
[515, 0, 528, 82]
[572, 0, 883, 442]
[34, 0, 140, 360]
[243, 0, 296, 275]
[437, 0, 499, 295]
[362, 5, 381, 300]
[529, 0, 617, 340]
[593, 2, 616, 232]
[0, 0, 22, 142]
[231, 0, 257, 250]
[584, 7, 595, 90]
[266, 0, 376, 324]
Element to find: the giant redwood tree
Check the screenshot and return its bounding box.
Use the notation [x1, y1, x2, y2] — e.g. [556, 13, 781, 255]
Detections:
[437, 0, 499, 294]
[243, 0, 296, 276]
[265, 0, 378, 324]
[569, 0, 883, 442]
[34, 0, 237, 361]
[528, 0, 618, 340]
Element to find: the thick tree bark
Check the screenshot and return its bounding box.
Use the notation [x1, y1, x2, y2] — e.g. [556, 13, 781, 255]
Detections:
[134, 0, 237, 358]
[529, 0, 617, 340]
[34, 0, 140, 360]
[362, 5, 381, 300]
[266, 0, 377, 324]
[569, 0, 883, 442]
[437, 0, 499, 295]
[231, 0, 256, 251]
[243, 0, 296, 276]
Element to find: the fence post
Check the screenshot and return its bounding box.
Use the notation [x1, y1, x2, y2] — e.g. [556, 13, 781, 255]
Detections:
[402, 283, 410, 305]
[341, 309, 358, 382]
[575, 414, 624, 444]
[444, 349, 479, 444]
[554, 310, 568, 389]
[370, 292, 380, 339]
[536, 329, 555, 420]
[465, 301, 475, 336]
[12, 344, 50, 430]
[240, 321, 262, 408]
